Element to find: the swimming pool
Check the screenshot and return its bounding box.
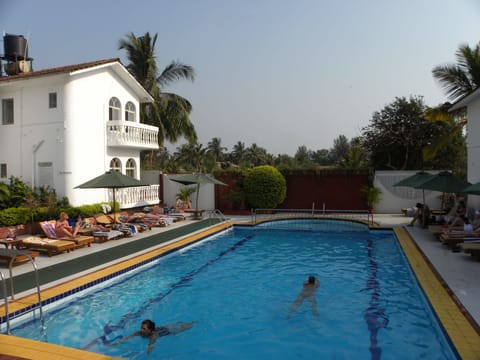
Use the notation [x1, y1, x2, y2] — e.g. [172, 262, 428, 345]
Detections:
[7, 220, 458, 359]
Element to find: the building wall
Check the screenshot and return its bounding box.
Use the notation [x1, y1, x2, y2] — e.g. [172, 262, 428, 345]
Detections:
[466, 99, 480, 210]
[0, 67, 144, 207]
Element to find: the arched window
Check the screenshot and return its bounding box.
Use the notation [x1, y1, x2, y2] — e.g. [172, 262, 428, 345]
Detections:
[110, 158, 122, 172]
[125, 101, 136, 122]
[126, 158, 136, 177]
[109, 97, 121, 121]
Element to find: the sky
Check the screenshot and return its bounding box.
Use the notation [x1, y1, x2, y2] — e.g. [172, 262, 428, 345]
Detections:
[1, 0, 480, 156]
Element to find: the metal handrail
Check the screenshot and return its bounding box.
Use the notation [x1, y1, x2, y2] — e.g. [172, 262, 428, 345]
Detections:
[252, 208, 373, 226]
[0, 271, 10, 334]
[1, 253, 45, 340]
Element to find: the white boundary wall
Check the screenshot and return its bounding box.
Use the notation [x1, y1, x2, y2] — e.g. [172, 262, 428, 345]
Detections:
[161, 174, 215, 210]
[374, 170, 443, 213]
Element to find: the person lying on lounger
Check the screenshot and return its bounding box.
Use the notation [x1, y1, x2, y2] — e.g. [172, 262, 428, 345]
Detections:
[55, 211, 80, 237]
[288, 275, 320, 318]
[107, 319, 196, 354]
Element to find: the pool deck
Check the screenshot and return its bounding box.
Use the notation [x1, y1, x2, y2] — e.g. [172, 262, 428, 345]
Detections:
[0, 214, 479, 359]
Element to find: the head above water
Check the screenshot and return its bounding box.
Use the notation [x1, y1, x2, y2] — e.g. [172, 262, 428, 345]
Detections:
[140, 319, 156, 335]
[308, 276, 316, 284]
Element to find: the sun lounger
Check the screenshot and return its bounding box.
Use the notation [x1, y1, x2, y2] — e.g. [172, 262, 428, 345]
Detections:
[459, 243, 480, 260]
[439, 233, 480, 251]
[92, 230, 124, 243]
[39, 221, 94, 248]
[428, 225, 447, 238]
[21, 236, 76, 256]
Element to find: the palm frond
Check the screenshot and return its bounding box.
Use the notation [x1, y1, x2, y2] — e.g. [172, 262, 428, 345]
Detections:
[157, 61, 195, 88]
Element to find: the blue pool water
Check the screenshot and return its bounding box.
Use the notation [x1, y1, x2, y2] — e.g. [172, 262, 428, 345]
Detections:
[9, 220, 457, 359]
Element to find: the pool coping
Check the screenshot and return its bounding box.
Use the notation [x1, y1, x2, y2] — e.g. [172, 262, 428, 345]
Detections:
[0, 221, 479, 359]
[394, 226, 480, 360]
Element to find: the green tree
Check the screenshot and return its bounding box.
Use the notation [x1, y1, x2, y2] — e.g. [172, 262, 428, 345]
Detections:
[329, 135, 350, 165]
[361, 96, 432, 170]
[231, 141, 246, 164]
[294, 145, 313, 165]
[338, 138, 369, 169]
[174, 143, 214, 173]
[207, 137, 227, 163]
[118, 32, 197, 146]
[243, 165, 286, 208]
[432, 42, 480, 101]
[244, 143, 272, 167]
[361, 96, 465, 171]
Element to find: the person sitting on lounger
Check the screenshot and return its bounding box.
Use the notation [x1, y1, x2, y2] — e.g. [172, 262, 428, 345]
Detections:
[55, 212, 80, 237]
[408, 203, 430, 228]
[288, 275, 320, 318]
[107, 319, 196, 354]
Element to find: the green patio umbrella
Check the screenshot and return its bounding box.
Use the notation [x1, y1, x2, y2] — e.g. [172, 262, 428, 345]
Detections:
[415, 171, 469, 194]
[169, 173, 227, 218]
[393, 171, 434, 206]
[75, 171, 148, 223]
[462, 182, 480, 195]
[393, 171, 434, 188]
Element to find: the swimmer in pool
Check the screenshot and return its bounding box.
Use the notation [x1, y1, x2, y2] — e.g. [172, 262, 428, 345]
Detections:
[107, 319, 196, 354]
[288, 275, 320, 318]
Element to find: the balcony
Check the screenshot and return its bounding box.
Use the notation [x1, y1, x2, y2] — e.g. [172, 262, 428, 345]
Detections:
[106, 121, 159, 150]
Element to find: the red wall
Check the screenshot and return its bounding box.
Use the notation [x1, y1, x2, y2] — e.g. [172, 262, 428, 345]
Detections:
[215, 171, 371, 214]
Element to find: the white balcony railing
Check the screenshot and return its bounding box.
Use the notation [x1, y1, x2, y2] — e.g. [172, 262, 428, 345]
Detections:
[111, 185, 160, 209]
[106, 121, 159, 150]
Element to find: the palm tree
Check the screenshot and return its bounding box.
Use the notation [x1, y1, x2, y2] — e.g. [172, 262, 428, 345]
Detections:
[231, 141, 246, 164]
[432, 42, 480, 101]
[207, 137, 227, 163]
[118, 32, 197, 146]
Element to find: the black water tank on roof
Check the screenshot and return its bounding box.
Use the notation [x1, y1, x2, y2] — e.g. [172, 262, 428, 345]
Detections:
[3, 34, 28, 61]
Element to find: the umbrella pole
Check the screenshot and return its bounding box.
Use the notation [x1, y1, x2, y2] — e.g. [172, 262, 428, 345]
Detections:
[113, 188, 117, 226]
[422, 189, 426, 227]
[195, 183, 200, 219]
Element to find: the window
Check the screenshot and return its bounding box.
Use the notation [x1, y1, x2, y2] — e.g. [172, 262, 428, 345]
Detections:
[126, 159, 136, 177]
[109, 97, 121, 121]
[49, 92, 57, 108]
[110, 158, 122, 172]
[125, 101, 136, 122]
[0, 164, 7, 178]
[2, 98, 14, 125]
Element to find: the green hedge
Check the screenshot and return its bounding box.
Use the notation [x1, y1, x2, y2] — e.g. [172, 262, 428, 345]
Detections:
[0, 202, 113, 226]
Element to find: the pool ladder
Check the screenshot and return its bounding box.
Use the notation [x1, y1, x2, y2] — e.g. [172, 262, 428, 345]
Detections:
[0, 256, 46, 340]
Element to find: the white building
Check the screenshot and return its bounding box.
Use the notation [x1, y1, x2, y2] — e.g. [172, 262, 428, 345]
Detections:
[451, 89, 480, 210]
[0, 58, 161, 208]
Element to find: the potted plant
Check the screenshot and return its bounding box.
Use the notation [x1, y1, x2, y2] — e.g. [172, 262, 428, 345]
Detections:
[175, 186, 196, 209]
[361, 186, 381, 213]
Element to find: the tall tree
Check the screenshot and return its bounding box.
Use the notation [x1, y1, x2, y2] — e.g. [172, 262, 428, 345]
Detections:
[207, 137, 227, 163]
[432, 42, 480, 101]
[231, 141, 246, 164]
[361, 96, 465, 171]
[118, 32, 197, 146]
[294, 145, 312, 165]
[329, 135, 350, 165]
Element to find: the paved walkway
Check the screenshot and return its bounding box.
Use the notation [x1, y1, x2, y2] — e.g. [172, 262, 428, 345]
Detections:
[1, 213, 479, 329]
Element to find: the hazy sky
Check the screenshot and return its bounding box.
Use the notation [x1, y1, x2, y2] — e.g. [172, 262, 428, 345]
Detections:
[1, 0, 480, 155]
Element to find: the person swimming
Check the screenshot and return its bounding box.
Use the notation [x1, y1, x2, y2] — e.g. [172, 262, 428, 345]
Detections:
[288, 275, 320, 317]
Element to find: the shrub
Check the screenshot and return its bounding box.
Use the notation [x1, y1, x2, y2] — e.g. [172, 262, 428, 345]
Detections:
[243, 165, 287, 209]
[0, 207, 31, 226]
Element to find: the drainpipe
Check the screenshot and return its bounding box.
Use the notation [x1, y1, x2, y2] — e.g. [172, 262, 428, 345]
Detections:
[32, 140, 44, 190]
